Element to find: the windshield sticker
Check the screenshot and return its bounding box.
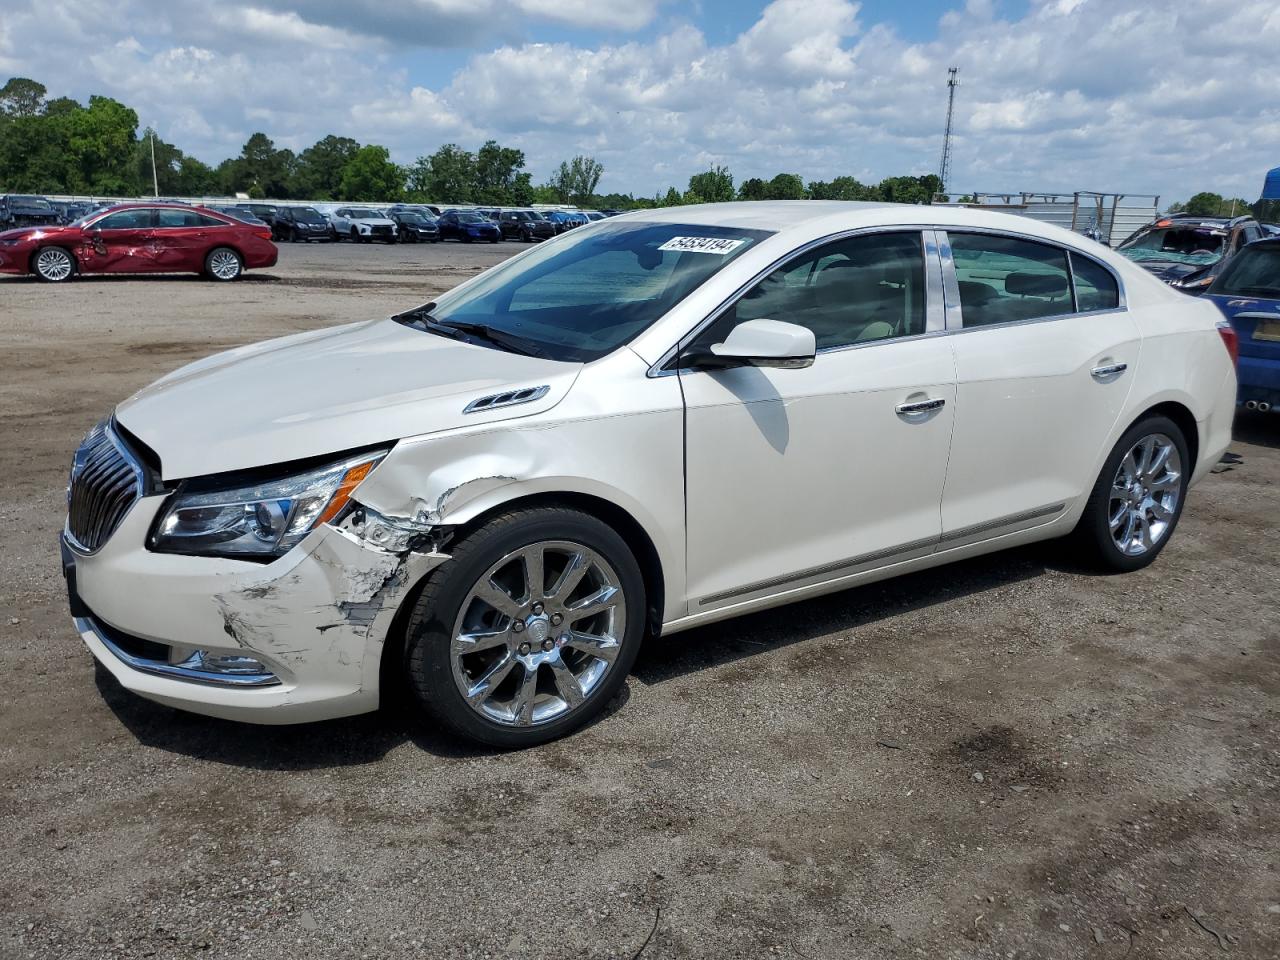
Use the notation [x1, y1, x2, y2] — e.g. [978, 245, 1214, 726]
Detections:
[658, 236, 748, 255]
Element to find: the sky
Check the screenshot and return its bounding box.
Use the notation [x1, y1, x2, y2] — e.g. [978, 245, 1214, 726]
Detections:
[1, 0, 1277, 203]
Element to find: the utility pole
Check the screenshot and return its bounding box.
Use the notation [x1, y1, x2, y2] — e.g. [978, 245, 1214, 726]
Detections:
[149, 127, 159, 197]
[938, 67, 959, 196]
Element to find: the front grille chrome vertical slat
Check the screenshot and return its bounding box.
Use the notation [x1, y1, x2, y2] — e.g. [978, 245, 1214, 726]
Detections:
[65, 420, 146, 553]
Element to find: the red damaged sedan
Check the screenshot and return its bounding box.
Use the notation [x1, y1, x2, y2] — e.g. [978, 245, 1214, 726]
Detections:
[0, 203, 277, 282]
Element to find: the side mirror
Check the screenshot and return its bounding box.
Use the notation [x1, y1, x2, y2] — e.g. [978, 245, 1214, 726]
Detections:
[702, 319, 816, 370]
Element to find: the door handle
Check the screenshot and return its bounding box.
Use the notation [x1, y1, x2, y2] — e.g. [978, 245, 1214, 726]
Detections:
[896, 397, 946, 416]
[1091, 362, 1128, 380]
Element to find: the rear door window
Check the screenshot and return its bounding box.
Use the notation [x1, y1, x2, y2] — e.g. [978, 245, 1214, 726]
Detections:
[1069, 253, 1120, 311]
[949, 234, 1073, 326]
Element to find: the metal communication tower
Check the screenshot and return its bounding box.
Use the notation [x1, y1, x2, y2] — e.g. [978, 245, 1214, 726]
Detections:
[938, 67, 959, 195]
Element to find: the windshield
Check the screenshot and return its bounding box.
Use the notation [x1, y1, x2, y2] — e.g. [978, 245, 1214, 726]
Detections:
[399, 214, 428, 225]
[508, 212, 531, 221]
[1118, 226, 1225, 266]
[347, 208, 378, 218]
[11, 196, 52, 210]
[457, 214, 485, 224]
[409, 221, 772, 362]
[1211, 243, 1280, 298]
[294, 207, 325, 222]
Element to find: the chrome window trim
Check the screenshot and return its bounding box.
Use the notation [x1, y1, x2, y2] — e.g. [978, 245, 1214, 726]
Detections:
[648, 225, 939, 377]
[938, 226, 1128, 333]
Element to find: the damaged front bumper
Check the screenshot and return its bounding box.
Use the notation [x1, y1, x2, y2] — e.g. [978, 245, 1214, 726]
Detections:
[64, 494, 446, 724]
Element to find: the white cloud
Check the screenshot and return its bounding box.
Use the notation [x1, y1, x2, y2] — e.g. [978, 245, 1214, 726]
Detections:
[0, 0, 1277, 203]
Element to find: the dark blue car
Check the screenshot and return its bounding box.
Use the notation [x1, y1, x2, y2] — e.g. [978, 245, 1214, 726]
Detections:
[1205, 236, 1280, 412]
[437, 210, 502, 243]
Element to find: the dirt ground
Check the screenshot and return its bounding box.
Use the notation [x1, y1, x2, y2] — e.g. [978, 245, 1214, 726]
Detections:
[1, 241, 1277, 960]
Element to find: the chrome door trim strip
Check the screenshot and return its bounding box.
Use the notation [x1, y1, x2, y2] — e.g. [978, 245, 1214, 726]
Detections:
[938, 502, 1067, 549]
[695, 534, 939, 609]
[693, 501, 1068, 609]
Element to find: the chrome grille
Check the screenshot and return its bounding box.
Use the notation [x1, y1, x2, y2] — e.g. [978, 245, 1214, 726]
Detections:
[66, 421, 144, 553]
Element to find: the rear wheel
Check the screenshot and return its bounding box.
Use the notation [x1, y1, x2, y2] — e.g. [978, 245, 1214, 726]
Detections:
[33, 246, 75, 282]
[1072, 415, 1189, 571]
[404, 507, 645, 748]
[204, 247, 243, 281]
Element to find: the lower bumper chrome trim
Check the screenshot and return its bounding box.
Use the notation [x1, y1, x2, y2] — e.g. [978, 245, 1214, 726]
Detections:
[77, 615, 282, 688]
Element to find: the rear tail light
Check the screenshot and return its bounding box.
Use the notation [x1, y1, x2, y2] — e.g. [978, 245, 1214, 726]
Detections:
[1216, 318, 1239, 367]
[254, 229, 272, 241]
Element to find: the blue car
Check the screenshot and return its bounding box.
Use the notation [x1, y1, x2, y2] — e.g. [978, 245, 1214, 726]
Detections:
[1204, 235, 1280, 412]
[437, 210, 502, 243]
[541, 210, 586, 234]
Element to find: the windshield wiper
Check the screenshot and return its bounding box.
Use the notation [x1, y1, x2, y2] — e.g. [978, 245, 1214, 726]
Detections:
[394, 305, 547, 358]
[431, 318, 549, 358]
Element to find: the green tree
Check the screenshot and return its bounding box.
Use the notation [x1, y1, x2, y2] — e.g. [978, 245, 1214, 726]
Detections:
[220, 133, 295, 197]
[551, 155, 604, 205]
[419, 143, 476, 203]
[687, 165, 735, 203]
[292, 135, 360, 199]
[877, 174, 941, 205]
[1184, 192, 1225, 216]
[338, 144, 404, 201]
[765, 173, 806, 200]
[131, 127, 185, 195]
[530, 183, 561, 205]
[175, 156, 218, 196]
[737, 177, 769, 201]
[660, 186, 683, 206]
[474, 140, 528, 204]
[808, 175, 878, 201]
[0, 77, 47, 118]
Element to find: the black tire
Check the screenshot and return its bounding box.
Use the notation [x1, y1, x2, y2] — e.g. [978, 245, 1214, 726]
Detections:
[1072, 414, 1190, 572]
[403, 506, 646, 749]
[203, 247, 243, 281]
[289, 227, 298, 243]
[32, 246, 76, 282]
[350, 227, 361, 244]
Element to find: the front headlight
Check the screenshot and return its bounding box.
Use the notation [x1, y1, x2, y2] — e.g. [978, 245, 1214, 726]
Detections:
[358, 224, 371, 233]
[151, 450, 388, 559]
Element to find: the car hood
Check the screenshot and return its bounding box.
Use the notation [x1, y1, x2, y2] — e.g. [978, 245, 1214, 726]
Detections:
[351, 217, 395, 227]
[115, 318, 581, 480]
[1131, 259, 1207, 283]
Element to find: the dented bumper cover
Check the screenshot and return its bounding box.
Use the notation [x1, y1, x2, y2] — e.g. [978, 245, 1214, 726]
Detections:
[65, 493, 446, 724]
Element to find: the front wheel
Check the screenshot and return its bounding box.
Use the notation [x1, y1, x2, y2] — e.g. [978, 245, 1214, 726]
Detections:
[404, 507, 646, 748]
[204, 247, 243, 281]
[33, 246, 76, 282]
[1072, 415, 1189, 571]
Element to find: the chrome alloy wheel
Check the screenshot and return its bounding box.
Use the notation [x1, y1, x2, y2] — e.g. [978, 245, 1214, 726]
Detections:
[35, 247, 73, 281]
[450, 540, 626, 726]
[1108, 433, 1182, 557]
[208, 249, 241, 280]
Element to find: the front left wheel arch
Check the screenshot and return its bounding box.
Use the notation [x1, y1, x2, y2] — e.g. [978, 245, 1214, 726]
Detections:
[376, 490, 668, 714]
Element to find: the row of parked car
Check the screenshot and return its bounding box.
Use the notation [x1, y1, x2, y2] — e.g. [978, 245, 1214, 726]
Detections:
[207, 201, 617, 245]
[1, 194, 1277, 416]
[0, 193, 619, 246]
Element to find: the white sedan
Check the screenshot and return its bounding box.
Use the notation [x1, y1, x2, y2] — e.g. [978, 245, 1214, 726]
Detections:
[63, 202, 1237, 747]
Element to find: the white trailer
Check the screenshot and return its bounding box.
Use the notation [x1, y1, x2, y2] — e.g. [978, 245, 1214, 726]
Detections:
[932, 191, 1161, 247]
